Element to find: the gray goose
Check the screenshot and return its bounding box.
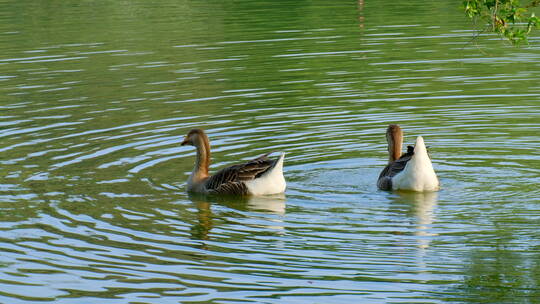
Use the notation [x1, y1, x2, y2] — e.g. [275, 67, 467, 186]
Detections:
[377, 124, 439, 192]
[181, 129, 286, 196]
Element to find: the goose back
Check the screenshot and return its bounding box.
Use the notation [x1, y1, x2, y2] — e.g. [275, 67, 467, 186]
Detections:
[204, 153, 278, 195]
[377, 146, 414, 190]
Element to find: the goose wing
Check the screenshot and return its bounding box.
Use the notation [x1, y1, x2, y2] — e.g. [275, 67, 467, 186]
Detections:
[205, 153, 276, 195]
[377, 148, 413, 190]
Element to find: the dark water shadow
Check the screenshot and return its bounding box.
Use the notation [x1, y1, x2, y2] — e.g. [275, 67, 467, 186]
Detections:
[187, 192, 286, 241]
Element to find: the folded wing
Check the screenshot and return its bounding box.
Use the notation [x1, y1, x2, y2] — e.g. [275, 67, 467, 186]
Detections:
[204, 153, 277, 195]
[377, 148, 414, 190]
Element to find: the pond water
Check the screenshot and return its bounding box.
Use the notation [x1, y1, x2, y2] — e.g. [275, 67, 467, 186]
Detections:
[1, 0, 540, 303]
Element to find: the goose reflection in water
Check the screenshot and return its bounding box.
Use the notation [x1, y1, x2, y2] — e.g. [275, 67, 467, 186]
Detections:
[188, 193, 286, 242]
[391, 191, 439, 249]
[387, 191, 438, 272]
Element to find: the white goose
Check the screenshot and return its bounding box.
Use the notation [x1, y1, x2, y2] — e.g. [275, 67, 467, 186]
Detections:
[377, 124, 439, 192]
[181, 129, 286, 196]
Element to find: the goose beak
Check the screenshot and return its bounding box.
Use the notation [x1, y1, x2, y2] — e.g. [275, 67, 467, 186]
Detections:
[181, 137, 189, 146]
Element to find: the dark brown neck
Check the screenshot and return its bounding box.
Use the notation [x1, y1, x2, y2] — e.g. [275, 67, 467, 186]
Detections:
[387, 125, 403, 163]
[193, 135, 210, 179]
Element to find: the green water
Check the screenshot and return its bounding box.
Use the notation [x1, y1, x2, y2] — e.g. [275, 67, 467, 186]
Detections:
[1, 0, 540, 303]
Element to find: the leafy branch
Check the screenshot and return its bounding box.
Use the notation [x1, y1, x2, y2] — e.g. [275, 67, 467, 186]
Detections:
[463, 0, 540, 45]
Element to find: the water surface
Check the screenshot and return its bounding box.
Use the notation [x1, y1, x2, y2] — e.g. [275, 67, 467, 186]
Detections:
[1, 0, 540, 303]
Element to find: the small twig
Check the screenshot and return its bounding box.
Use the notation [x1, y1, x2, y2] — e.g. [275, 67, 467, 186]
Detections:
[493, 0, 499, 32]
[463, 18, 491, 55]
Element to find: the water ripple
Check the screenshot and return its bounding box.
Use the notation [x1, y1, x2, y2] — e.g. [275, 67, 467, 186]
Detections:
[1, 0, 540, 302]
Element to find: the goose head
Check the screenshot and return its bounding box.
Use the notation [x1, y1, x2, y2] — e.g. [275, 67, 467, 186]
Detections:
[181, 129, 209, 147]
[182, 128, 211, 182]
